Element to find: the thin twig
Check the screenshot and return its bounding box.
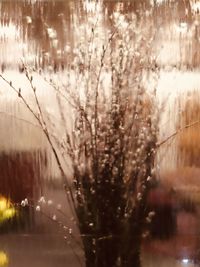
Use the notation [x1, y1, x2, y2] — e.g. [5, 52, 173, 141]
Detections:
[157, 119, 200, 147]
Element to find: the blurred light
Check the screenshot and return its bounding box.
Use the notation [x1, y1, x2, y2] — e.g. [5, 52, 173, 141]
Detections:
[156, 0, 166, 4]
[0, 199, 7, 211]
[3, 208, 15, 219]
[182, 258, 189, 264]
[0, 23, 20, 40]
[150, 0, 166, 6]
[192, 1, 200, 14]
[0, 251, 8, 267]
[180, 22, 188, 29]
[175, 22, 188, 34]
[0, 196, 16, 223]
[83, 0, 102, 13]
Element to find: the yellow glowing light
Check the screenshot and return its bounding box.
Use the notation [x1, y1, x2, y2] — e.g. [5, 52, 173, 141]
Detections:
[0, 196, 16, 223]
[0, 199, 7, 211]
[0, 251, 8, 266]
[3, 208, 15, 220]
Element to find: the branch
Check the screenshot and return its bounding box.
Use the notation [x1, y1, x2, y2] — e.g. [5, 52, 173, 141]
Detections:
[157, 119, 200, 148]
[0, 73, 78, 222]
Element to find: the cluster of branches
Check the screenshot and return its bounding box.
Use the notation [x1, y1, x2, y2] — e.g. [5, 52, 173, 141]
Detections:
[0, 13, 159, 267]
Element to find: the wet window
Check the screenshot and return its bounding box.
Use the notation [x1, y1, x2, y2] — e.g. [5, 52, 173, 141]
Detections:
[0, 1, 200, 266]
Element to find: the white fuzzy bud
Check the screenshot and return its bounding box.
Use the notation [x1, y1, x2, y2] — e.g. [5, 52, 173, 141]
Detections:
[36, 205, 41, 212]
[47, 200, 53, 205]
[52, 215, 57, 221]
